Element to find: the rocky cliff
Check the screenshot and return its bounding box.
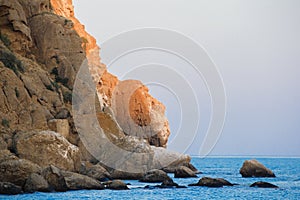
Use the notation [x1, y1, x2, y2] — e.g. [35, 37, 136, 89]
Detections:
[0, 0, 193, 194]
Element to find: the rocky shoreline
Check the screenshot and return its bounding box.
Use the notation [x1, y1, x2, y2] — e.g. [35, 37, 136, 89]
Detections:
[0, 153, 279, 195]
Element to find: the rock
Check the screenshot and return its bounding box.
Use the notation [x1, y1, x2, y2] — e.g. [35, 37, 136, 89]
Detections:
[240, 160, 275, 178]
[14, 130, 80, 172]
[139, 169, 171, 183]
[60, 171, 104, 190]
[174, 166, 197, 178]
[162, 162, 200, 174]
[48, 119, 70, 139]
[79, 162, 111, 182]
[188, 177, 233, 188]
[0, 182, 23, 195]
[108, 80, 170, 147]
[250, 181, 278, 188]
[42, 165, 68, 192]
[55, 108, 70, 119]
[0, 137, 7, 150]
[109, 169, 144, 180]
[24, 173, 51, 193]
[0, 158, 41, 186]
[0, 150, 18, 162]
[103, 180, 129, 190]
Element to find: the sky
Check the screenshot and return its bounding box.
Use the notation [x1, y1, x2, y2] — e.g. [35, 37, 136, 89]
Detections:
[73, 0, 300, 157]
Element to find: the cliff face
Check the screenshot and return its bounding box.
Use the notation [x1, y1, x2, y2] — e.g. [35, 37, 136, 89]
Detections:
[0, 0, 189, 184]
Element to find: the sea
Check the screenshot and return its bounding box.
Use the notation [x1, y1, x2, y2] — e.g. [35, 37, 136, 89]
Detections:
[1, 157, 300, 200]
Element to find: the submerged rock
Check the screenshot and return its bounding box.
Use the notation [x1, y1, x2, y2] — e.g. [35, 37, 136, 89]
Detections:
[240, 160, 275, 178]
[0, 182, 23, 195]
[174, 166, 197, 178]
[189, 177, 234, 188]
[250, 181, 278, 188]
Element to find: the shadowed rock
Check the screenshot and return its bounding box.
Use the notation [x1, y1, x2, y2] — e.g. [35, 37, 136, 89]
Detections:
[240, 160, 275, 178]
[139, 169, 171, 183]
[0, 158, 41, 187]
[189, 177, 234, 188]
[174, 166, 198, 178]
[24, 173, 51, 193]
[79, 162, 111, 182]
[103, 180, 129, 190]
[250, 181, 278, 188]
[0, 182, 23, 195]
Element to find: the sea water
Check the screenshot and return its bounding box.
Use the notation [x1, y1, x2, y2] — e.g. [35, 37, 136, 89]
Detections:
[1, 157, 300, 200]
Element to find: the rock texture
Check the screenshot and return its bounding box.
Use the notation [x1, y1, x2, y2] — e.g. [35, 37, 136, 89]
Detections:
[174, 166, 198, 178]
[14, 130, 80, 172]
[139, 169, 171, 183]
[0, 182, 23, 195]
[24, 173, 51, 193]
[103, 180, 129, 190]
[0, 158, 41, 186]
[189, 177, 234, 188]
[240, 160, 275, 178]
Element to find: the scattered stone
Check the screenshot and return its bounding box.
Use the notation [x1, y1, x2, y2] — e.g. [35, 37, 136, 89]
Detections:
[139, 169, 171, 183]
[103, 180, 129, 190]
[42, 165, 68, 192]
[240, 160, 275, 178]
[250, 181, 278, 188]
[188, 177, 234, 188]
[174, 166, 197, 178]
[0, 182, 23, 195]
[24, 173, 51, 193]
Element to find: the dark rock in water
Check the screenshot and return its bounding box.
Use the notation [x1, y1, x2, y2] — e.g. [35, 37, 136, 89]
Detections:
[174, 166, 197, 178]
[144, 178, 186, 189]
[240, 160, 275, 178]
[109, 169, 143, 180]
[139, 169, 171, 183]
[0, 158, 41, 187]
[24, 173, 52, 193]
[250, 181, 278, 188]
[61, 171, 104, 190]
[163, 162, 201, 174]
[0, 182, 23, 195]
[79, 161, 111, 182]
[188, 177, 234, 188]
[42, 165, 104, 191]
[103, 180, 129, 190]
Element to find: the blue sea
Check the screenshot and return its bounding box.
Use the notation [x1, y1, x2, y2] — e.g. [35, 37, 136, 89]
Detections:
[1, 157, 300, 200]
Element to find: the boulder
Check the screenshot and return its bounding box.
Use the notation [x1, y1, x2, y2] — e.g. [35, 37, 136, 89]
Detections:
[174, 166, 197, 178]
[0, 182, 23, 195]
[24, 173, 51, 193]
[240, 160, 275, 178]
[163, 162, 200, 174]
[42, 165, 68, 192]
[0, 150, 18, 162]
[188, 177, 233, 188]
[79, 162, 111, 181]
[47, 119, 70, 139]
[0, 158, 41, 186]
[103, 180, 129, 190]
[60, 171, 104, 190]
[139, 169, 171, 183]
[250, 181, 278, 188]
[14, 130, 81, 172]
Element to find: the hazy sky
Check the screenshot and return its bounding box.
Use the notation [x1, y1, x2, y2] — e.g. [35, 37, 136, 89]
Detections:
[73, 0, 300, 156]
